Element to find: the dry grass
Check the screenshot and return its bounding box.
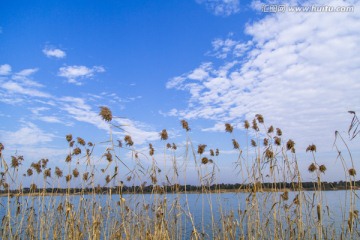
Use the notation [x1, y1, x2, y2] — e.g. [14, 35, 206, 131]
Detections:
[0, 108, 359, 239]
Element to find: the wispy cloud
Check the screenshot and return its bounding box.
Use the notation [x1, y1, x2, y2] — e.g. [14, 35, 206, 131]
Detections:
[196, 0, 240, 16]
[210, 38, 252, 59]
[115, 118, 160, 145]
[59, 96, 110, 131]
[0, 65, 51, 100]
[2, 80, 50, 98]
[167, 0, 360, 152]
[43, 46, 66, 58]
[0, 64, 11, 75]
[58, 65, 105, 85]
[29, 107, 63, 124]
[0, 122, 55, 146]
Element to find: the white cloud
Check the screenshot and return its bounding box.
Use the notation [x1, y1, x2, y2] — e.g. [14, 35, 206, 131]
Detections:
[16, 68, 38, 77]
[59, 96, 110, 131]
[210, 38, 252, 59]
[58, 65, 105, 85]
[2, 81, 50, 98]
[187, 62, 212, 80]
[0, 122, 55, 146]
[0, 66, 51, 102]
[38, 116, 62, 123]
[167, 0, 360, 153]
[115, 118, 160, 145]
[43, 47, 66, 58]
[13, 147, 68, 160]
[196, 0, 240, 16]
[0, 64, 11, 75]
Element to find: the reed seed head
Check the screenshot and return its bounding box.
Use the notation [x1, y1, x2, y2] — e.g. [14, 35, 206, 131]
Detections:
[263, 138, 268, 146]
[252, 119, 259, 131]
[0, 143, 4, 157]
[244, 120, 250, 129]
[251, 139, 257, 147]
[66, 134, 73, 142]
[308, 163, 317, 172]
[255, 114, 264, 124]
[210, 149, 215, 156]
[65, 174, 72, 182]
[166, 143, 171, 149]
[27, 168, 33, 176]
[41, 158, 48, 168]
[124, 135, 134, 146]
[172, 143, 177, 150]
[286, 139, 295, 151]
[276, 128, 282, 136]
[215, 148, 219, 156]
[281, 191, 289, 201]
[160, 129, 168, 140]
[105, 175, 111, 183]
[232, 139, 239, 149]
[77, 137, 86, 146]
[265, 149, 274, 159]
[44, 168, 51, 178]
[149, 147, 154, 156]
[104, 151, 112, 162]
[293, 194, 299, 205]
[267, 125, 274, 134]
[225, 123, 233, 133]
[87, 141, 93, 147]
[149, 143, 155, 156]
[99, 106, 112, 122]
[83, 172, 89, 181]
[349, 168, 356, 176]
[274, 136, 281, 146]
[31, 162, 42, 174]
[197, 144, 207, 155]
[55, 167, 63, 178]
[181, 120, 190, 131]
[306, 144, 317, 152]
[65, 154, 72, 163]
[73, 168, 79, 178]
[201, 157, 209, 165]
[11, 156, 22, 168]
[69, 140, 75, 147]
[73, 147, 81, 155]
[319, 165, 327, 173]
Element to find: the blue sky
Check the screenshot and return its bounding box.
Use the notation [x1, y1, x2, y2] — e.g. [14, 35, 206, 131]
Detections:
[1, 0, 359, 186]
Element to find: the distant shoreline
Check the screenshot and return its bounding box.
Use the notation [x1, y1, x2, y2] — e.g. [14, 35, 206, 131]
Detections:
[1, 186, 358, 198]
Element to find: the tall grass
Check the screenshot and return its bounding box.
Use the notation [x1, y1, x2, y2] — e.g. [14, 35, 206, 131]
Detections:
[0, 108, 358, 239]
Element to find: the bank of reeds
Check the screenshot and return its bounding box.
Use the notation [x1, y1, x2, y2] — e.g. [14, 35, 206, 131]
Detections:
[0, 108, 359, 239]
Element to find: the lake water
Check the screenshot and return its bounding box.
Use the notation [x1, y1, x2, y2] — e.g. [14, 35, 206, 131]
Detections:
[0, 190, 358, 239]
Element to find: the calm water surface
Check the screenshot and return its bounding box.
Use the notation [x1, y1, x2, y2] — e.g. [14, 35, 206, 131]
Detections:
[0, 190, 358, 238]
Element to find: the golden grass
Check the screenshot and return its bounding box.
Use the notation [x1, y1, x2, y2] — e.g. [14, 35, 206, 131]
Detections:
[0, 108, 359, 239]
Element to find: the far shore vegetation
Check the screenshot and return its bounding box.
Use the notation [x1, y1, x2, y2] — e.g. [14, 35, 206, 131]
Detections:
[1, 180, 359, 197]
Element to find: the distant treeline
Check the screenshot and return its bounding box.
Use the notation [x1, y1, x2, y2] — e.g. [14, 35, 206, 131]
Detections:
[1, 180, 358, 195]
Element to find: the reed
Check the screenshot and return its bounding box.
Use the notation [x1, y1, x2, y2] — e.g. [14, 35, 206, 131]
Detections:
[0, 108, 358, 239]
